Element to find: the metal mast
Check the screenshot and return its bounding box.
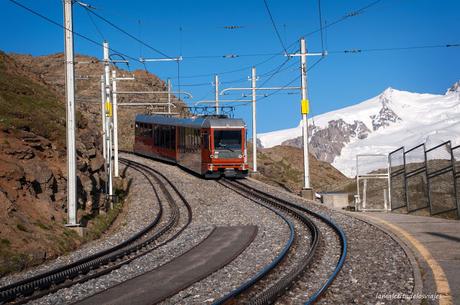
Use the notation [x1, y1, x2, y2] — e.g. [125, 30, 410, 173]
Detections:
[112, 70, 119, 178]
[103, 41, 113, 202]
[251, 67, 258, 172]
[300, 37, 311, 190]
[63, 0, 77, 226]
[167, 78, 172, 114]
[100, 75, 107, 162]
[214, 74, 219, 115]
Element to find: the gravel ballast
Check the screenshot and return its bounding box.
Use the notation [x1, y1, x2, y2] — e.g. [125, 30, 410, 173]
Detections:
[1, 154, 416, 305]
[243, 178, 415, 305]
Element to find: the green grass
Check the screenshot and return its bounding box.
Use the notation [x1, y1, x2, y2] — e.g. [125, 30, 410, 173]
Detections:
[0, 52, 66, 144]
[0, 239, 10, 246]
[0, 238, 29, 276]
[83, 188, 126, 242]
[16, 223, 29, 232]
[84, 202, 124, 241]
[34, 221, 51, 230]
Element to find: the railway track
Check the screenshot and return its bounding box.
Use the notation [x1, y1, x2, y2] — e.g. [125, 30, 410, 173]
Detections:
[215, 179, 347, 305]
[0, 158, 192, 305]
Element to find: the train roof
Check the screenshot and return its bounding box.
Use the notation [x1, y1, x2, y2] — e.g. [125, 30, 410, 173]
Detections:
[135, 115, 246, 129]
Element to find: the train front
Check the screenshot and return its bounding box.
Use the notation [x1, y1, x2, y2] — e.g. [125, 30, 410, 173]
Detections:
[205, 118, 248, 178]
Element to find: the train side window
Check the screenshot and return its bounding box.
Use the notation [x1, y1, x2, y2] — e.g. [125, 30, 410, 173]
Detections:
[165, 126, 170, 149]
[203, 132, 209, 150]
[171, 126, 176, 149]
[158, 125, 163, 148]
[193, 129, 197, 151]
[181, 127, 185, 152]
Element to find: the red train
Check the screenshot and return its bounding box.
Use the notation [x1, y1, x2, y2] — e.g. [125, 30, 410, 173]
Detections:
[133, 114, 248, 178]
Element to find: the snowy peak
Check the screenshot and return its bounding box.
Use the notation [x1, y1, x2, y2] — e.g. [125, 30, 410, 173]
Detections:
[370, 90, 401, 131]
[447, 81, 460, 95]
[258, 81, 460, 176]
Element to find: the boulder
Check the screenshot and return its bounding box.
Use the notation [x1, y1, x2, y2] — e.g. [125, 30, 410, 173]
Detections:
[24, 162, 53, 185]
[0, 159, 25, 182]
[4, 147, 35, 160]
[90, 154, 105, 173]
[87, 148, 96, 158]
[0, 190, 16, 215]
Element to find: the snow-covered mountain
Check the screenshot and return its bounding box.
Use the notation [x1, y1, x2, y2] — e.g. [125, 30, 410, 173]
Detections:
[258, 81, 460, 177]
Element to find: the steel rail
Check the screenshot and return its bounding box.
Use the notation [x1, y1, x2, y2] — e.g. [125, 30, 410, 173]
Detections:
[212, 179, 296, 305]
[214, 179, 320, 305]
[233, 180, 347, 305]
[0, 157, 192, 304]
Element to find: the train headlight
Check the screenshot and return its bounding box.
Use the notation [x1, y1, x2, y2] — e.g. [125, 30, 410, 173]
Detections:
[238, 154, 242, 158]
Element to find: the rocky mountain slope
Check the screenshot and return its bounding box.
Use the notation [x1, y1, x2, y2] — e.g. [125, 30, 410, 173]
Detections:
[10, 53, 186, 151]
[259, 82, 460, 176]
[248, 144, 351, 195]
[0, 51, 111, 274]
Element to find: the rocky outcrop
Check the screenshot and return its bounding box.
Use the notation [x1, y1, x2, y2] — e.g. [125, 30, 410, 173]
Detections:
[282, 119, 370, 163]
[446, 80, 460, 94]
[370, 93, 401, 131]
[280, 88, 407, 164]
[0, 128, 105, 211]
[10, 53, 187, 151]
[0, 51, 111, 274]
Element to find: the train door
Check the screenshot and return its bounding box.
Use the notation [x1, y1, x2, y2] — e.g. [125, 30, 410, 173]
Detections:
[201, 129, 211, 173]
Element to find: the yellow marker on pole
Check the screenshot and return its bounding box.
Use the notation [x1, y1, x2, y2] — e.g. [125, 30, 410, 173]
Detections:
[301, 99, 309, 114]
[105, 99, 112, 117]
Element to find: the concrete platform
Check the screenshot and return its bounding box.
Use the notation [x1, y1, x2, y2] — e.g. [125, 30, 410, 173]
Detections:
[74, 225, 257, 305]
[360, 212, 459, 305]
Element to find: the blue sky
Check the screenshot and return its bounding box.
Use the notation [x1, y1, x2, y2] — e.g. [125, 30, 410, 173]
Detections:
[1, 0, 459, 133]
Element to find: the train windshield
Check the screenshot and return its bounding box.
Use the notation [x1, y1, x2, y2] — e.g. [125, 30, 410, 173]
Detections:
[214, 130, 242, 150]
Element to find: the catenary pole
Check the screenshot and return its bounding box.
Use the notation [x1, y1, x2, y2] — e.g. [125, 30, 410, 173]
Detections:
[300, 37, 311, 190]
[214, 74, 219, 115]
[100, 75, 107, 161]
[103, 41, 113, 203]
[63, 0, 78, 226]
[167, 78, 171, 114]
[100, 75, 108, 195]
[112, 70, 119, 178]
[251, 66, 258, 172]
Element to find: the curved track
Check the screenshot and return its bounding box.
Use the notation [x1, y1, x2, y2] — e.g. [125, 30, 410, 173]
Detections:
[0, 158, 192, 305]
[215, 179, 347, 305]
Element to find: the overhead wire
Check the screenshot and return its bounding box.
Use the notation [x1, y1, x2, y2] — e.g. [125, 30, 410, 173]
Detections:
[85, 7, 105, 40]
[231, 56, 326, 108]
[177, 26, 183, 98]
[262, 0, 288, 54]
[317, 0, 325, 53]
[7, 0, 143, 64]
[168, 0, 385, 80]
[330, 43, 460, 54]
[80, 4, 174, 59]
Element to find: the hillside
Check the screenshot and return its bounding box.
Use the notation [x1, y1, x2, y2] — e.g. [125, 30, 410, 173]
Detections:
[248, 144, 351, 194]
[258, 83, 460, 176]
[0, 52, 109, 275]
[10, 53, 187, 151]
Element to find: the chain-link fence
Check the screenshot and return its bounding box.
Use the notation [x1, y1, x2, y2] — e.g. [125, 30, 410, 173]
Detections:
[388, 141, 459, 219]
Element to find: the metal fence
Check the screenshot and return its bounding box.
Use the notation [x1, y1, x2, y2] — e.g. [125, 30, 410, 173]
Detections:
[389, 147, 406, 210]
[388, 141, 460, 219]
[355, 154, 390, 211]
